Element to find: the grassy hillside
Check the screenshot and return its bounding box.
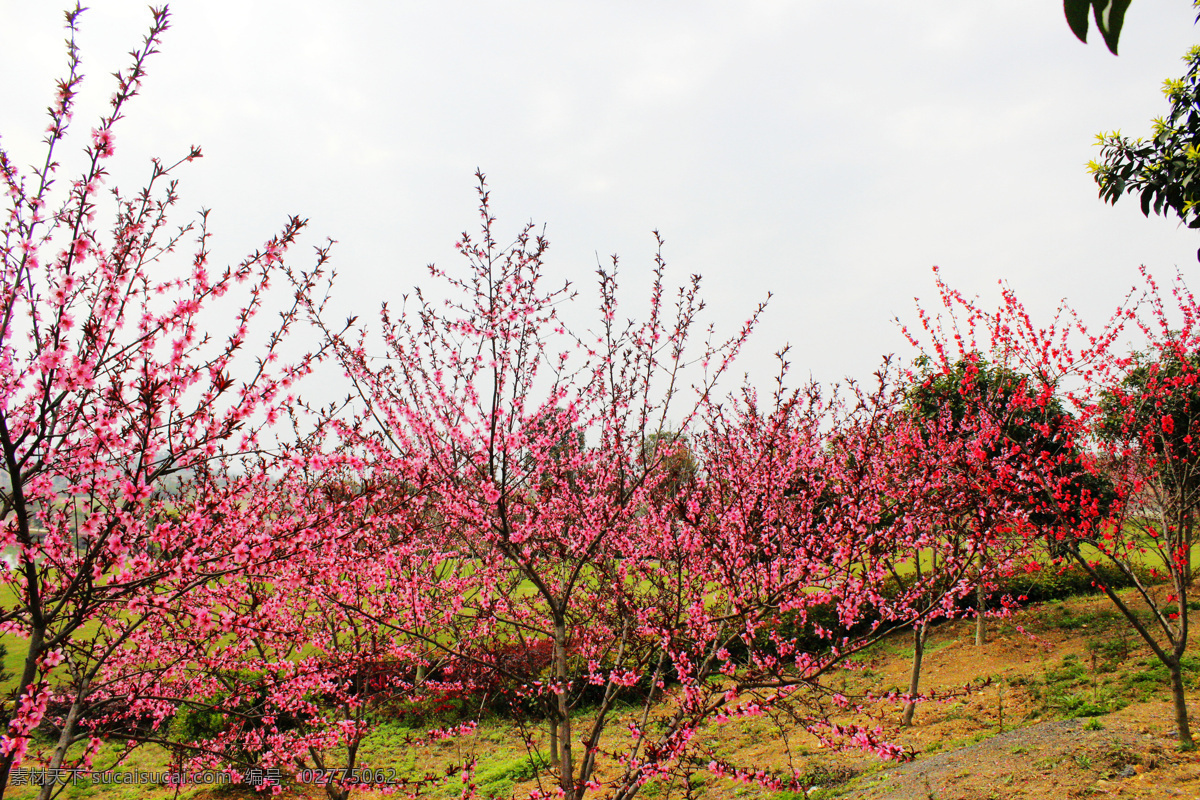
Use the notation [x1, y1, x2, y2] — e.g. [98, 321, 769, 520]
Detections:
[6, 586, 1200, 799]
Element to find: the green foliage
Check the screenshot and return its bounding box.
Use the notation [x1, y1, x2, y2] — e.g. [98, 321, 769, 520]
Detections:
[736, 560, 1151, 667]
[166, 679, 310, 768]
[906, 355, 1115, 533]
[1090, 32, 1200, 227]
[730, 596, 893, 665]
[170, 703, 228, 744]
[995, 561, 1159, 605]
[905, 355, 1043, 433]
[1064, 0, 1132, 55]
[641, 429, 699, 499]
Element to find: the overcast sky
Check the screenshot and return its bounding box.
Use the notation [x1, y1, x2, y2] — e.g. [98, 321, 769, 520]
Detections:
[2, 1, 1199, 396]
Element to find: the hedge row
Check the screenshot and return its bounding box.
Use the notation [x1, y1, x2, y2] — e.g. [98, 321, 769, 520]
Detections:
[977, 560, 1161, 607]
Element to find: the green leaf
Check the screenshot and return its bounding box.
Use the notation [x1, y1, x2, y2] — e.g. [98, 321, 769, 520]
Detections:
[1064, 0, 1092, 43]
[1093, 0, 1131, 56]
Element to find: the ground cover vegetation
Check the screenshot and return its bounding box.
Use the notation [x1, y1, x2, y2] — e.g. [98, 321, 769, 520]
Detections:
[8, 592, 1200, 800]
[4, 5, 1200, 800]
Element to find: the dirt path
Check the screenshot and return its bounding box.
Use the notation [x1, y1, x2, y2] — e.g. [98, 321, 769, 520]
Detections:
[847, 717, 1200, 799]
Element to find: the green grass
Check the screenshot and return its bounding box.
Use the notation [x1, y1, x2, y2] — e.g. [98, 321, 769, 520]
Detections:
[474, 751, 550, 798]
[1030, 652, 1130, 718]
[1036, 600, 1124, 632]
[1122, 655, 1200, 702]
[945, 730, 997, 750]
[1022, 641, 1197, 723]
[1, 634, 25, 691]
[769, 763, 857, 800]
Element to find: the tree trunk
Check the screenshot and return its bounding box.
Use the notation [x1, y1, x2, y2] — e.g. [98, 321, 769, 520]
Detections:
[554, 619, 574, 799]
[1186, 513, 1195, 588]
[901, 622, 926, 727]
[1171, 659, 1195, 750]
[325, 737, 360, 800]
[37, 692, 86, 800]
[975, 562, 986, 647]
[975, 584, 985, 645]
[549, 716, 559, 767]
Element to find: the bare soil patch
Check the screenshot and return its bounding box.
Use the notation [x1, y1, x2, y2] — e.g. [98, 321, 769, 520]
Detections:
[852, 717, 1186, 799]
